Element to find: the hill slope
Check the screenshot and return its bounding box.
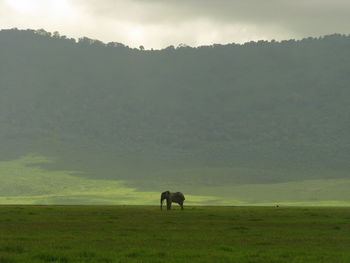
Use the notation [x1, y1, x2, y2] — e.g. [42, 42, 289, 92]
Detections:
[0, 29, 350, 203]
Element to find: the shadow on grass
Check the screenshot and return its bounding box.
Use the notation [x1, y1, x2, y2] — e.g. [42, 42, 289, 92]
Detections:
[34, 253, 69, 263]
[1, 245, 25, 254]
[0, 256, 15, 263]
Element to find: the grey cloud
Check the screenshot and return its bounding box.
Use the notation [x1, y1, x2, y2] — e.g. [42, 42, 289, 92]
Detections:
[78, 0, 350, 37]
[1, 0, 349, 48]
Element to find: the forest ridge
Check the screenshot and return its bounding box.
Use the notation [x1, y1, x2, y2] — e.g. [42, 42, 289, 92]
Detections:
[0, 28, 350, 189]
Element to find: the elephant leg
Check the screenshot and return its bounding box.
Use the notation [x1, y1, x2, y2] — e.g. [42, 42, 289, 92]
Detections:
[167, 200, 172, 210]
[180, 202, 184, 210]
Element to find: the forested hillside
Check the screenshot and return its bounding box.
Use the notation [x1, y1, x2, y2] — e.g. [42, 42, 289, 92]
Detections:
[0, 29, 350, 199]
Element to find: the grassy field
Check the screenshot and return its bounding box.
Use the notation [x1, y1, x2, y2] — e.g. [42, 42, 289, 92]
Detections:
[0, 206, 350, 262]
[2, 155, 350, 206]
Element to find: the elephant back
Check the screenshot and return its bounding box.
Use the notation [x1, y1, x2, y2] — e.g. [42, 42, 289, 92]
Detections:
[171, 192, 185, 201]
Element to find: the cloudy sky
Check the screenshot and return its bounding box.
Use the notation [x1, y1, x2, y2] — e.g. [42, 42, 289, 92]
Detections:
[0, 0, 349, 48]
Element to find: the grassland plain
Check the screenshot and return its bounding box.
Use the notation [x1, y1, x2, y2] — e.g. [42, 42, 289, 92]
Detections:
[2, 155, 350, 206]
[0, 206, 350, 263]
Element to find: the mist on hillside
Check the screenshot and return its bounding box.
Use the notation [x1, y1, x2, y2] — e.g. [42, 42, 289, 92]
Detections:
[0, 29, 350, 205]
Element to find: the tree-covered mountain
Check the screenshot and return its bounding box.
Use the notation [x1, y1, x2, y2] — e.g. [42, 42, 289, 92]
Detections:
[0, 28, 350, 201]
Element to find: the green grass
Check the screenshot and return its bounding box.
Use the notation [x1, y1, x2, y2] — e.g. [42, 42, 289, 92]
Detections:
[2, 155, 350, 206]
[0, 155, 217, 205]
[1, 206, 350, 262]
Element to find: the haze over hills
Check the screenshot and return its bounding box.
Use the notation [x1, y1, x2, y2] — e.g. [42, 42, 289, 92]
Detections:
[0, 28, 350, 205]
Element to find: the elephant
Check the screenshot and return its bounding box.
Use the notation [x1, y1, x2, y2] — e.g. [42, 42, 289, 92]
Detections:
[160, 191, 185, 210]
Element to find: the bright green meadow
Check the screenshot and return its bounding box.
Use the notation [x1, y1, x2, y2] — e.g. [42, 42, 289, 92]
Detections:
[0, 206, 350, 263]
[1, 155, 350, 206]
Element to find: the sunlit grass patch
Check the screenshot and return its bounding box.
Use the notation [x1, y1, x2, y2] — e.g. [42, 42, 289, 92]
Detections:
[0, 155, 218, 205]
[2, 155, 350, 206]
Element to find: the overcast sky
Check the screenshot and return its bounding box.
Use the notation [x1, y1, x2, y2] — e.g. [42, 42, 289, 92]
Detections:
[1, 0, 349, 48]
